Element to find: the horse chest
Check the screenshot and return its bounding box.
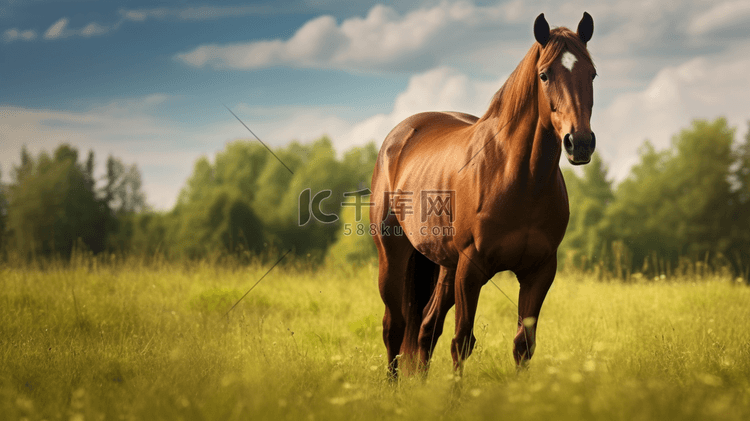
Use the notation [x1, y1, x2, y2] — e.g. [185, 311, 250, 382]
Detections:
[472, 204, 567, 272]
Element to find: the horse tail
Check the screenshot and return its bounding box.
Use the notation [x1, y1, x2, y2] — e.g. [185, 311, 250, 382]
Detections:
[400, 250, 439, 369]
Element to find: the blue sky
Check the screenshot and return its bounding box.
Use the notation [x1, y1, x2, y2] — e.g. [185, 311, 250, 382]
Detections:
[3, 0, 750, 209]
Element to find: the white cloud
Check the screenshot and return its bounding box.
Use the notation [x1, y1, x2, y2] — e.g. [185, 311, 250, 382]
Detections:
[43, 17, 68, 39]
[0, 66, 503, 209]
[173, 1, 719, 73]
[229, 47, 750, 187]
[4, 3, 318, 45]
[593, 46, 750, 181]
[176, 5, 278, 20]
[119, 5, 287, 22]
[21, 29, 37, 40]
[81, 22, 109, 37]
[228, 66, 505, 153]
[4, 17, 119, 43]
[0, 95, 238, 210]
[120, 11, 142, 21]
[120, 8, 166, 22]
[4, 4, 318, 46]
[3, 28, 36, 42]
[338, 67, 503, 149]
[226, 68, 505, 155]
[5, 45, 749, 209]
[176, 2, 512, 72]
[688, 0, 750, 35]
[6, 0, 750, 209]
[230, 104, 353, 147]
[169, 0, 750, 109]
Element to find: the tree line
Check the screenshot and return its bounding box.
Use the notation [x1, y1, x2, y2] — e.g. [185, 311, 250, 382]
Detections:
[0, 137, 378, 263]
[0, 145, 145, 260]
[561, 118, 750, 279]
[1, 118, 748, 280]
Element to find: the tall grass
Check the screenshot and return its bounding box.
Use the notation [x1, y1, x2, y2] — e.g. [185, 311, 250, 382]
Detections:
[561, 240, 748, 283]
[1, 254, 749, 420]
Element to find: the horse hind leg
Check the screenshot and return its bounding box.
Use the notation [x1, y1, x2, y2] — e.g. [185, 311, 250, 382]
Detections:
[399, 251, 439, 376]
[379, 257, 409, 379]
[417, 266, 456, 374]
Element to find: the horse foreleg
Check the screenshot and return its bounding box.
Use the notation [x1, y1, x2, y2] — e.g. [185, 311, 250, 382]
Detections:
[381, 305, 404, 380]
[417, 266, 456, 374]
[375, 215, 415, 380]
[451, 253, 487, 374]
[514, 256, 557, 367]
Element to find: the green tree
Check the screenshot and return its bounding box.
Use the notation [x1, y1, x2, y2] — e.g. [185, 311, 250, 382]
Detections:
[172, 141, 276, 258]
[603, 118, 736, 270]
[103, 156, 146, 214]
[101, 155, 148, 251]
[728, 122, 750, 274]
[0, 165, 7, 252]
[267, 137, 349, 255]
[174, 187, 264, 258]
[171, 137, 379, 260]
[7, 144, 109, 258]
[327, 194, 377, 264]
[275, 139, 379, 256]
[106, 209, 177, 256]
[560, 153, 614, 269]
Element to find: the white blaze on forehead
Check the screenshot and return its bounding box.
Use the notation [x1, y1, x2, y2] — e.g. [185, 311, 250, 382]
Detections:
[561, 51, 578, 72]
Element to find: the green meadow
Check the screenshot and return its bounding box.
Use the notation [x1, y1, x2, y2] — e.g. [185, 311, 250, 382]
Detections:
[2, 255, 749, 421]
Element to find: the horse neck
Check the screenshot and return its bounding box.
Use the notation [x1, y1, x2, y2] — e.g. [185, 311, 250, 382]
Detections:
[478, 96, 561, 192]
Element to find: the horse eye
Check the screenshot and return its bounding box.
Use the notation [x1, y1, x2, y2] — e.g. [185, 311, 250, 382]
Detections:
[540, 72, 548, 82]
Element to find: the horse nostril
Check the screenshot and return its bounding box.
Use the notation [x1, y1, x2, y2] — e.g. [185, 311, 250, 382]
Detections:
[563, 133, 574, 154]
[590, 132, 596, 150]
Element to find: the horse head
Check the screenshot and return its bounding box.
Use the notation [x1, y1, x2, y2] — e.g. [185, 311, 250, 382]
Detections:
[534, 12, 596, 165]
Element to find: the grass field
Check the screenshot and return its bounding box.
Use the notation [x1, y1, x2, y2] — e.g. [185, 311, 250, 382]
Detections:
[2, 255, 749, 420]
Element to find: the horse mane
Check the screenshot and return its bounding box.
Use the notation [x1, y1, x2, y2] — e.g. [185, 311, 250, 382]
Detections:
[479, 27, 594, 128]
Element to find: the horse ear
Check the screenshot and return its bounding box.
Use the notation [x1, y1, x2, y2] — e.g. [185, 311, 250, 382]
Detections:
[534, 13, 550, 47]
[577, 12, 594, 44]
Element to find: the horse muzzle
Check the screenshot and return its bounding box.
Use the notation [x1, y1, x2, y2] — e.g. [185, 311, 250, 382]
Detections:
[563, 132, 596, 165]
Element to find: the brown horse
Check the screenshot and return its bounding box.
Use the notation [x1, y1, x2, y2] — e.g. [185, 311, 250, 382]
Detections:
[370, 12, 596, 378]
